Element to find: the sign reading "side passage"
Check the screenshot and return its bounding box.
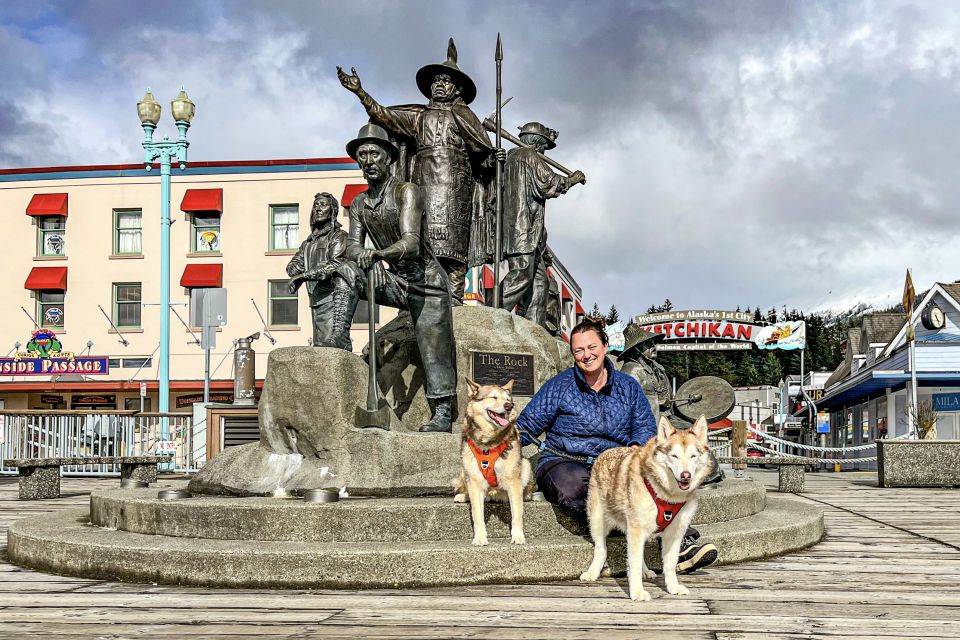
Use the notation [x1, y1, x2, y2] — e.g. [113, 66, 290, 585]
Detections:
[471, 351, 535, 396]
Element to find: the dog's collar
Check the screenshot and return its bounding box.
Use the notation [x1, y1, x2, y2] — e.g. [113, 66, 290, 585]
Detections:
[467, 438, 510, 487]
[643, 478, 686, 533]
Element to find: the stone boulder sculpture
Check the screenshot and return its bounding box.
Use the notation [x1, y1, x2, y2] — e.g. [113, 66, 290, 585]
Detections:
[188, 305, 571, 497]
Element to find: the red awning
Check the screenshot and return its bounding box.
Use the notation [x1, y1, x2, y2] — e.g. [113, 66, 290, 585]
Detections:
[26, 193, 68, 217]
[482, 265, 494, 289]
[341, 184, 367, 207]
[709, 417, 733, 431]
[180, 264, 223, 287]
[561, 284, 572, 301]
[575, 301, 585, 315]
[180, 188, 223, 213]
[24, 267, 68, 291]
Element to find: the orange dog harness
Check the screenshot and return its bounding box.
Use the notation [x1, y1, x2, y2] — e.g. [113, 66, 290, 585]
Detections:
[643, 478, 686, 532]
[467, 439, 510, 487]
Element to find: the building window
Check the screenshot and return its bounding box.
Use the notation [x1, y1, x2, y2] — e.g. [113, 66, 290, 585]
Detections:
[122, 356, 152, 368]
[192, 214, 221, 253]
[270, 205, 299, 250]
[268, 279, 298, 326]
[124, 397, 152, 411]
[113, 283, 142, 328]
[114, 209, 142, 254]
[38, 216, 66, 256]
[37, 291, 65, 328]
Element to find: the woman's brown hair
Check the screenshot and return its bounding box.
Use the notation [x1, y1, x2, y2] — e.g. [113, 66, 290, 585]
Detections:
[570, 315, 609, 347]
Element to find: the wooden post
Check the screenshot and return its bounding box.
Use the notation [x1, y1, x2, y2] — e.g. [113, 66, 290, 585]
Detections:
[732, 420, 747, 475]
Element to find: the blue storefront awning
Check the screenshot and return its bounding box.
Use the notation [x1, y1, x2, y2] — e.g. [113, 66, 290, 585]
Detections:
[820, 371, 960, 410]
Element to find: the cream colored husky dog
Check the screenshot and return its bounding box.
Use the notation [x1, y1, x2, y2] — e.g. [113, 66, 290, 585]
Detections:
[579, 415, 711, 601]
[453, 378, 534, 546]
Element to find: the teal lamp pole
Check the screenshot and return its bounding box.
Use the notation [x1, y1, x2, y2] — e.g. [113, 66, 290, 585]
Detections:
[137, 89, 194, 433]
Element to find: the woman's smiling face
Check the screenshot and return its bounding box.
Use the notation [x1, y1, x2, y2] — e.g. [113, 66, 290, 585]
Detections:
[571, 329, 607, 376]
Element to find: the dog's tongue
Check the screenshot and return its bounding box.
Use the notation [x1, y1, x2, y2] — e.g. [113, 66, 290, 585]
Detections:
[488, 410, 509, 427]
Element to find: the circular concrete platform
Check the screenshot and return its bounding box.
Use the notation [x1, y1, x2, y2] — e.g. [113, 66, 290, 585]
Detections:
[6, 479, 823, 589]
[87, 479, 765, 543]
[7, 495, 823, 589]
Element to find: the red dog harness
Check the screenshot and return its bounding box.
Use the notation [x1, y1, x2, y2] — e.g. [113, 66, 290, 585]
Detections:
[467, 439, 510, 487]
[643, 478, 686, 532]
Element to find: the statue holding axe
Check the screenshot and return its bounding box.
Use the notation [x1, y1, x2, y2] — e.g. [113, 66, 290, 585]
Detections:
[485, 116, 586, 328]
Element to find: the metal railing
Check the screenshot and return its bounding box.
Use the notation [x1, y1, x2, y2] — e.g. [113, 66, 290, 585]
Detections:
[0, 410, 204, 475]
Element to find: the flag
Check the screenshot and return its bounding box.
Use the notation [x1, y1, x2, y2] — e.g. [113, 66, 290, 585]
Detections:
[903, 269, 915, 342]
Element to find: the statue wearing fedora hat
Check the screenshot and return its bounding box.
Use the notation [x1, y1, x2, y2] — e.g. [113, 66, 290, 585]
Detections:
[501, 122, 585, 327]
[330, 123, 458, 433]
[617, 324, 672, 420]
[337, 38, 499, 304]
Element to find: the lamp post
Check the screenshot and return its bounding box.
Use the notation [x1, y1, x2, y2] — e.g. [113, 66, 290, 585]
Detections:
[137, 89, 195, 426]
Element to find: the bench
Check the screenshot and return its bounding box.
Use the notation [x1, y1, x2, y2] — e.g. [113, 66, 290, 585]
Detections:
[1, 456, 165, 500]
[716, 456, 812, 493]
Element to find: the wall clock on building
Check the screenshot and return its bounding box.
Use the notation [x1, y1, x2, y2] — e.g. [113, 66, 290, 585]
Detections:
[921, 304, 946, 330]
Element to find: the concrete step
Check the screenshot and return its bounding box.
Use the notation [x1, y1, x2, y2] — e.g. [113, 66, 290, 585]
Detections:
[9, 495, 823, 589]
[89, 478, 765, 543]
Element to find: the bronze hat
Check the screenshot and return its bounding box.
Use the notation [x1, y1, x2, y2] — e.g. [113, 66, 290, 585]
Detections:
[345, 123, 400, 162]
[416, 38, 478, 105]
[518, 122, 558, 150]
[617, 324, 666, 360]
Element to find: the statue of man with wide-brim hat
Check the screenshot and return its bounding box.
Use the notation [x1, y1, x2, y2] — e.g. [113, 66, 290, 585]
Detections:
[329, 123, 458, 433]
[337, 38, 500, 304]
[500, 121, 585, 327]
[617, 324, 671, 419]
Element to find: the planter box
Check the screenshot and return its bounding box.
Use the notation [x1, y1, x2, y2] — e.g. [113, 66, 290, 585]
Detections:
[877, 440, 960, 487]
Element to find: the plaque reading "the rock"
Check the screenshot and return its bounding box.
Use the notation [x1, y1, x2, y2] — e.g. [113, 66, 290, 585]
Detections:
[471, 351, 535, 396]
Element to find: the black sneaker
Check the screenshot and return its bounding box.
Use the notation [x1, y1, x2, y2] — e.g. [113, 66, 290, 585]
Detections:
[677, 535, 718, 574]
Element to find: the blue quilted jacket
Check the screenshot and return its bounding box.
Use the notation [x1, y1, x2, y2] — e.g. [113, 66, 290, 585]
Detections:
[518, 357, 656, 468]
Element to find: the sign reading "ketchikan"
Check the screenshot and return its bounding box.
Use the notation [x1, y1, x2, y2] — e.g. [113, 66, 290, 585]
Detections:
[0, 330, 110, 376]
[632, 310, 763, 351]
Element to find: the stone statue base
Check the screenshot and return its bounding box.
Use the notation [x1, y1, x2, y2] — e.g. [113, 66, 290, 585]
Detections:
[188, 305, 571, 496]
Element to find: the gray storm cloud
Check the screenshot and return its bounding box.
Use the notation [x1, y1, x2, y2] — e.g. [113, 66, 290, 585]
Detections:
[1, 1, 959, 316]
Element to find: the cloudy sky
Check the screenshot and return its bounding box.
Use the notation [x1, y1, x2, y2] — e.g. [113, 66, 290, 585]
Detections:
[2, 1, 959, 319]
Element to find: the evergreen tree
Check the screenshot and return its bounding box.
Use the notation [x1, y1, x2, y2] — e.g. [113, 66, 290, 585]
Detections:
[760, 352, 783, 385]
[589, 302, 602, 318]
[735, 353, 762, 386]
[606, 304, 620, 325]
[754, 308, 763, 322]
[646, 298, 674, 313]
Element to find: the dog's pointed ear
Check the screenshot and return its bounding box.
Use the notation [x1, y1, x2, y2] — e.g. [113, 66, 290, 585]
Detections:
[501, 379, 514, 393]
[691, 415, 708, 444]
[657, 415, 675, 442]
[464, 377, 480, 398]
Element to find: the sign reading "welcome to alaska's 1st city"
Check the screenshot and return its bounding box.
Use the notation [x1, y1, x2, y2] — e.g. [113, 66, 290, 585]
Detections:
[631, 310, 807, 351]
[632, 310, 762, 351]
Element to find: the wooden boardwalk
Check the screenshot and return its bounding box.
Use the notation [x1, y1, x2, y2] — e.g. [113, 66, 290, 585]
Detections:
[2, 471, 959, 639]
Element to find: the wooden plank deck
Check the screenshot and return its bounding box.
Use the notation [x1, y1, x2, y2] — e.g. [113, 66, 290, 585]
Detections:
[2, 471, 959, 639]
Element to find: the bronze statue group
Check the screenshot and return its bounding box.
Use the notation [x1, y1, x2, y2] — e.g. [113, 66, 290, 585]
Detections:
[287, 38, 585, 434]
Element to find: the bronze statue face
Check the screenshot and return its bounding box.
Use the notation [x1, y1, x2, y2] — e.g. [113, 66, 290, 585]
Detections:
[519, 132, 550, 152]
[311, 194, 333, 229]
[356, 142, 392, 183]
[430, 73, 460, 102]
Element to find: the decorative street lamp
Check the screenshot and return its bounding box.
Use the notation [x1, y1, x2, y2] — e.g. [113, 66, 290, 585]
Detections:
[137, 88, 195, 424]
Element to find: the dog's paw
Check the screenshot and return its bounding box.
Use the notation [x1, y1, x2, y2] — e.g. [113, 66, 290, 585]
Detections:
[629, 588, 652, 602]
[643, 568, 657, 580]
[667, 583, 689, 596]
[471, 535, 489, 546]
[511, 531, 526, 545]
[579, 570, 599, 582]
[453, 493, 467, 503]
